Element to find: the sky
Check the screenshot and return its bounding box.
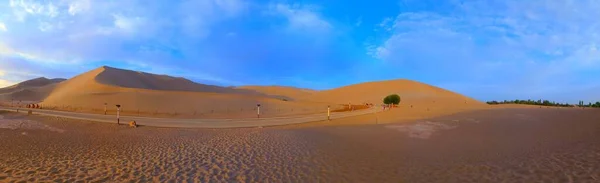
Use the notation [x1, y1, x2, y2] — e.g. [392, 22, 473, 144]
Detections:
[1, 0, 600, 103]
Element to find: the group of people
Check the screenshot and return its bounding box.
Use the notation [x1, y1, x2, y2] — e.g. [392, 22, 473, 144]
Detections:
[25, 104, 40, 109]
[381, 104, 397, 110]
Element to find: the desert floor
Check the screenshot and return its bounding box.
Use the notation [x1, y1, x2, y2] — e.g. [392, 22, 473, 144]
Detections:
[1, 108, 599, 182]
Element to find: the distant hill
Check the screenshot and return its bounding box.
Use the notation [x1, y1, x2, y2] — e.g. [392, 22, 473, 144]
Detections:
[0, 77, 66, 101]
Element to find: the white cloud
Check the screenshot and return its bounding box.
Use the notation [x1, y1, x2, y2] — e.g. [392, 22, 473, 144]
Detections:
[8, 0, 61, 21]
[112, 14, 144, 34]
[46, 2, 59, 17]
[0, 0, 250, 84]
[270, 3, 331, 32]
[38, 21, 62, 32]
[0, 22, 7, 31]
[67, 0, 90, 16]
[370, 0, 600, 99]
[377, 17, 393, 30]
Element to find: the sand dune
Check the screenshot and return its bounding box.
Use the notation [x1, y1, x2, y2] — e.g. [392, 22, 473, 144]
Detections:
[0, 66, 490, 120]
[240, 79, 484, 111]
[0, 77, 65, 93]
[95, 66, 260, 95]
[40, 66, 333, 118]
[302, 79, 482, 105]
[237, 85, 316, 101]
[0, 77, 65, 102]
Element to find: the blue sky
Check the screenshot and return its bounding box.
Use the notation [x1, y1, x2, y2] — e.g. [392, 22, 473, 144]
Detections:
[1, 0, 600, 103]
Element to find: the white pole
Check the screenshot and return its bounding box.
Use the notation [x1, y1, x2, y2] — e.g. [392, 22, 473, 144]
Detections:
[117, 107, 120, 124]
[257, 105, 260, 118]
[327, 106, 330, 121]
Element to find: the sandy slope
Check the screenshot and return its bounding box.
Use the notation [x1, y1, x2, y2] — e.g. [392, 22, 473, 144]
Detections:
[241, 79, 484, 112]
[41, 67, 332, 117]
[302, 79, 482, 105]
[236, 85, 316, 101]
[1, 66, 488, 120]
[95, 66, 260, 95]
[0, 77, 65, 94]
[0, 77, 65, 102]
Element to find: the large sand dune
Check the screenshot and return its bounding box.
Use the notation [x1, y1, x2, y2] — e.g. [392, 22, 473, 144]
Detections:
[0, 66, 488, 120]
[40, 66, 332, 118]
[95, 66, 260, 95]
[301, 79, 485, 109]
[0, 77, 65, 102]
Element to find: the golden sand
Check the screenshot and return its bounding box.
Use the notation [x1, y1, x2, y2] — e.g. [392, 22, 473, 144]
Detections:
[0, 66, 485, 120]
[1, 108, 599, 182]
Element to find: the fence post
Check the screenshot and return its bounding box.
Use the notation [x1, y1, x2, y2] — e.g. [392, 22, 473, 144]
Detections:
[257, 104, 261, 118]
[327, 105, 330, 121]
[116, 105, 121, 125]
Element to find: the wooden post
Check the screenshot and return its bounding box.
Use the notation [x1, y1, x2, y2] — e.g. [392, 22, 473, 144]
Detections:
[104, 103, 107, 115]
[257, 104, 261, 118]
[116, 105, 121, 125]
[327, 105, 331, 121]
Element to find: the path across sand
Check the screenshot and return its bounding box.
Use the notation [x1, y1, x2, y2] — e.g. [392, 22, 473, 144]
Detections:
[0, 107, 378, 128]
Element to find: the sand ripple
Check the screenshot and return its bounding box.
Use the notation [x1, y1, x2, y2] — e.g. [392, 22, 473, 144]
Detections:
[0, 115, 65, 133]
[2, 108, 600, 182]
[0, 117, 324, 182]
[386, 121, 457, 139]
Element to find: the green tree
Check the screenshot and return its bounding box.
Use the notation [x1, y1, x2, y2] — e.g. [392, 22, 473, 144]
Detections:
[383, 94, 401, 105]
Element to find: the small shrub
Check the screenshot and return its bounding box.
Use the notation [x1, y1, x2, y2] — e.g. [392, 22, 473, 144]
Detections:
[383, 94, 401, 105]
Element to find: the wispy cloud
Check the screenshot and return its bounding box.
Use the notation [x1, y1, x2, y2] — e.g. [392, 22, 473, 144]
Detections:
[269, 3, 331, 32]
[0, 0, 248, 83]
[369, 0, 600, 101]
[0, 0, 345, 88]
[0, 22, 6, 31]
[355, 16, 362, 27]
